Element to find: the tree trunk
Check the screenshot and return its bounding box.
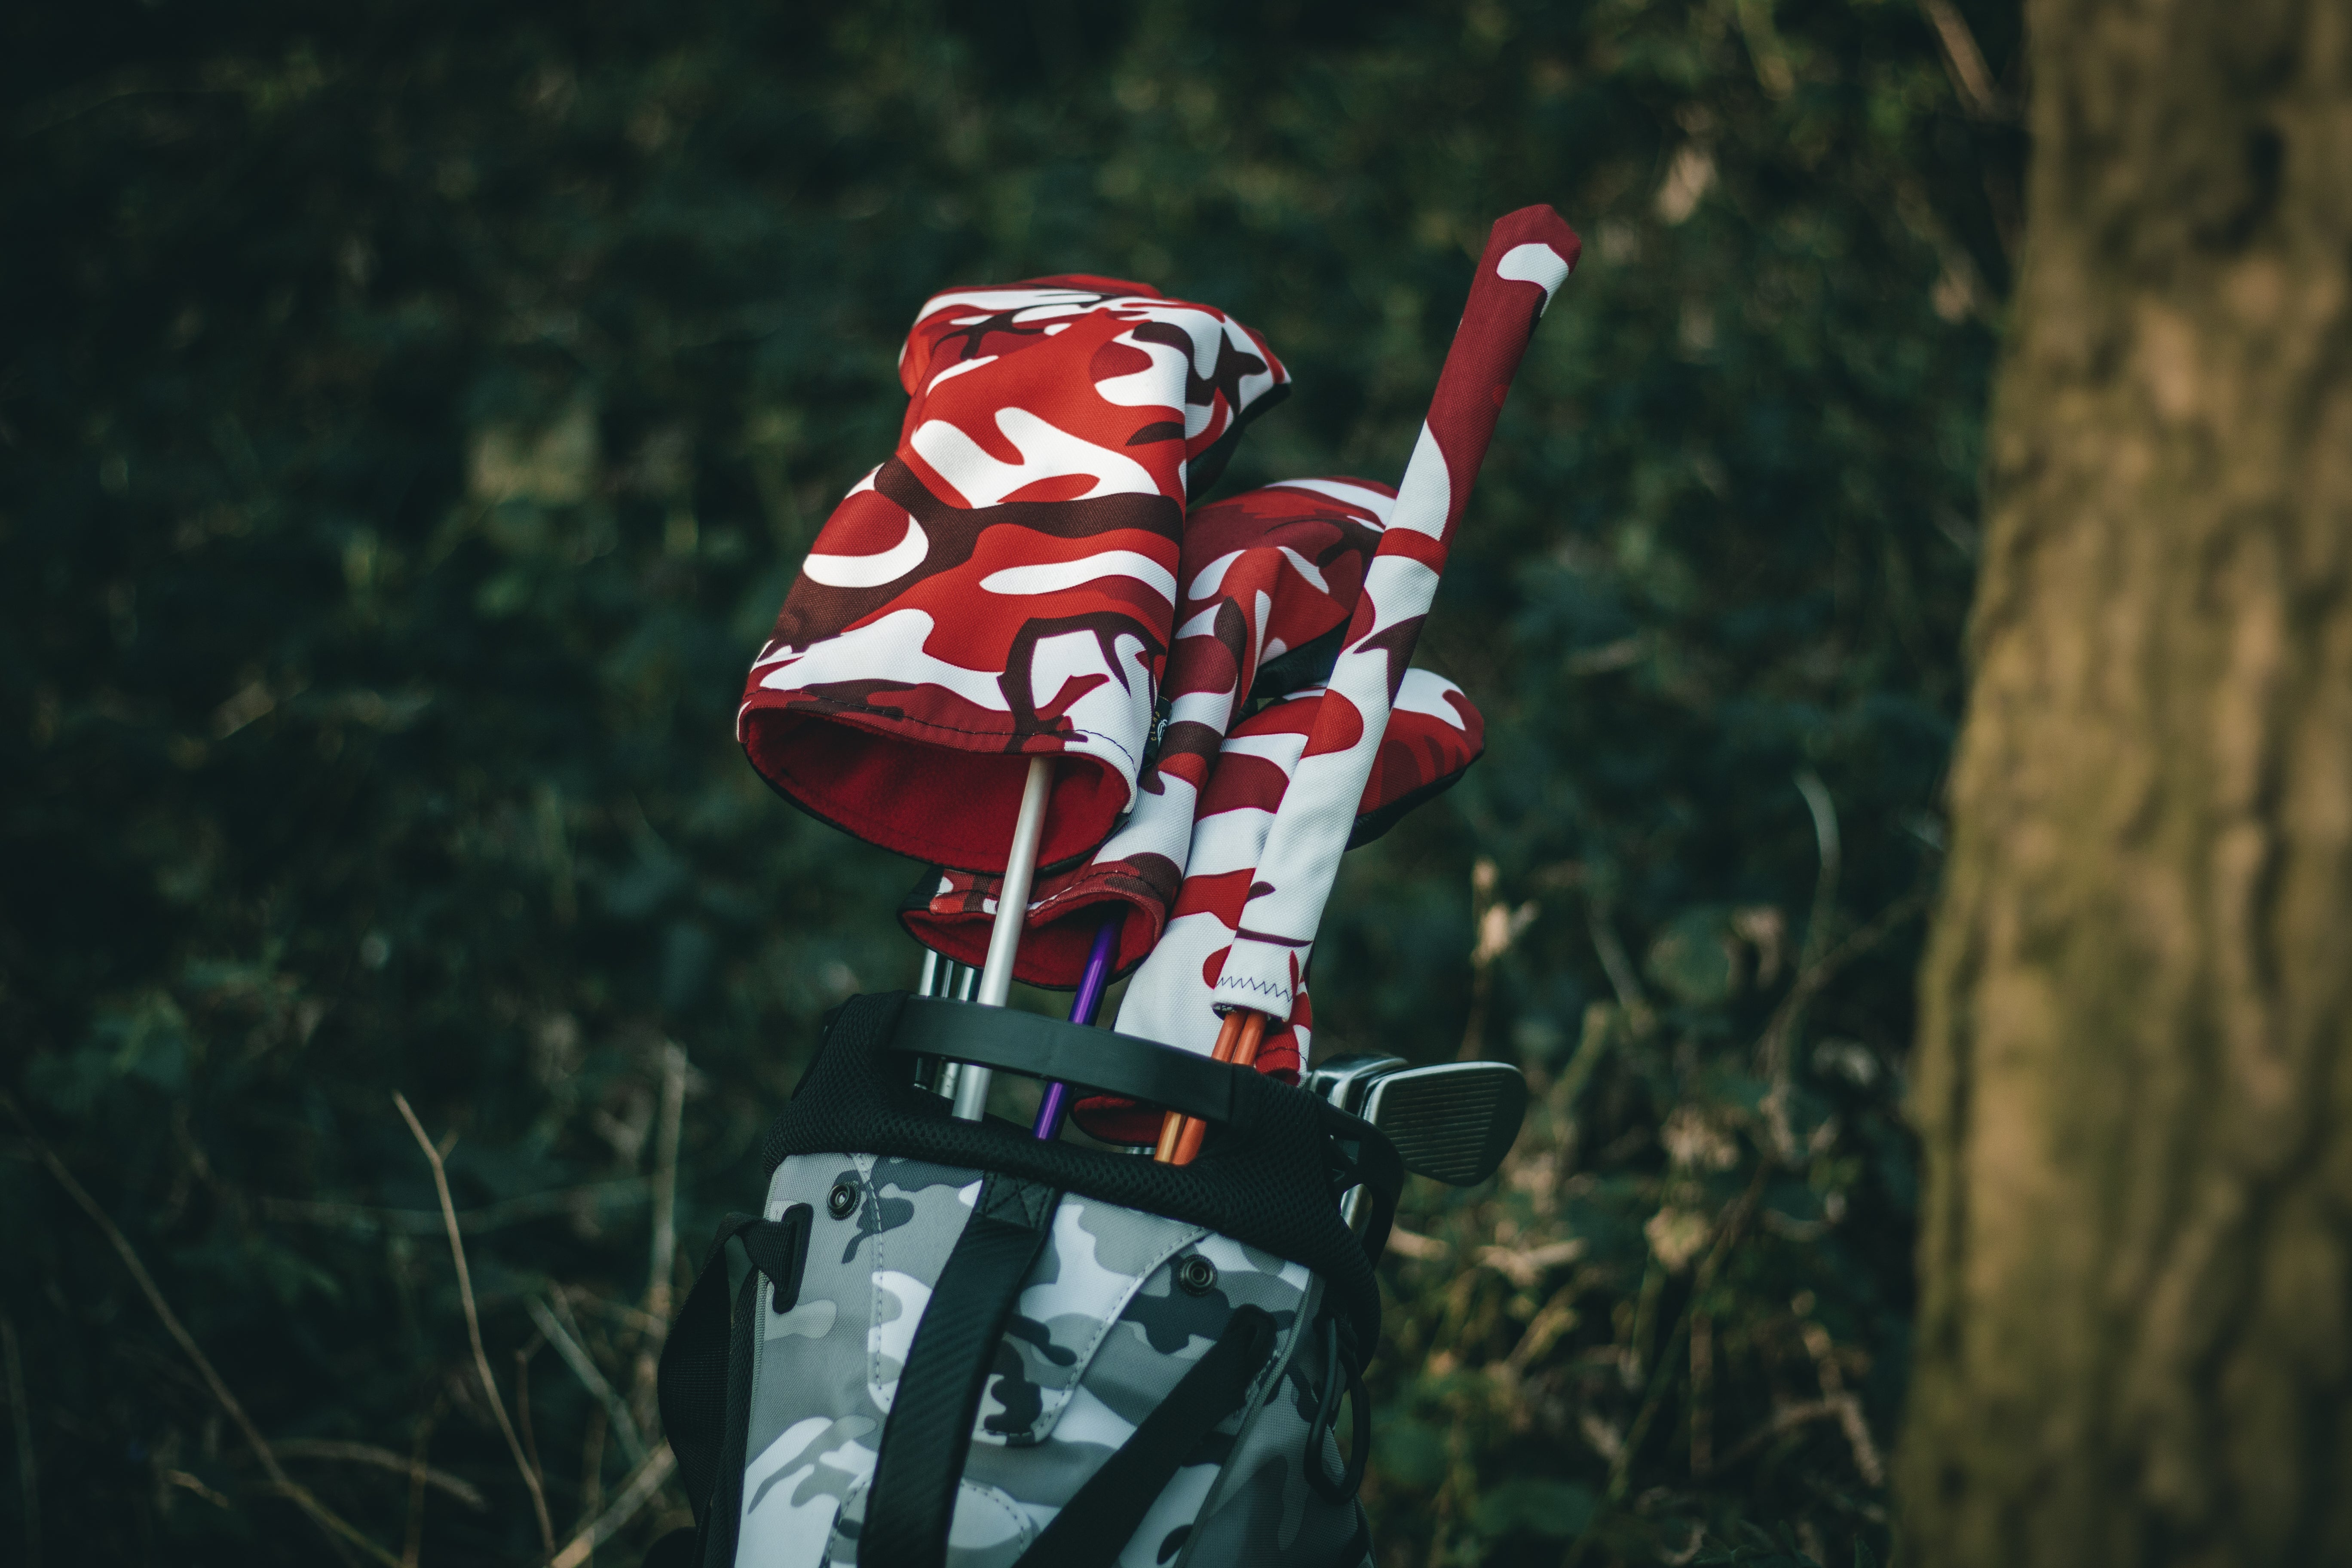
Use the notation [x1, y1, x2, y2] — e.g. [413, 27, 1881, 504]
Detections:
[1899, 2, 2352, 1565]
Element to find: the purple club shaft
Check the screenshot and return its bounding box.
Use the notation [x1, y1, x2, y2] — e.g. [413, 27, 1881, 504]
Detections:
[1033, 917, 1119, 1139]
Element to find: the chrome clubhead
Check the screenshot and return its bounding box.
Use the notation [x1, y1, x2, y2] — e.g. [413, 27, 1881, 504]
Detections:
[1310, 1054, 1528, 1240]
[1359, 1061, 1528, 1186]
[1305, 1053, 1407, 1114]
[1309, 1053, 1528, 1186]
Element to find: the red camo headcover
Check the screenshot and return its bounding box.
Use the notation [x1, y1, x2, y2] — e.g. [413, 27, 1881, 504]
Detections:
[898, 478, 1392, 981]
[738, 278, 1288, 873]
[1069, 668, 1483, 1142]
[1213, 208, 1578, 1019]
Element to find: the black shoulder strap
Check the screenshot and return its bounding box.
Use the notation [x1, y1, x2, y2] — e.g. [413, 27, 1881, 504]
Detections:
[654, 1208, 814, 1563]
[657, 1213, 758, 1530]
[861, 1172, 1062, 1568]
[1011, 1305, 1277, 1568]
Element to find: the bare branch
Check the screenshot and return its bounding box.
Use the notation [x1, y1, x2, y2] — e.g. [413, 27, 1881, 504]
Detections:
[646, 1043, 688, 1326]
[269, 1439, 485, 1510]
[1712, 1399, 1847, 1472]
[392, 1093, 555, 1551]
[1563, 1167, 1769, 1568]
[1753, 884, 1933, 1086]
[258, 1178, 646, 1236]
[399, 1418, 434, 1568]
[548, 1444, 677, 1568]
[527, 1297, 649, 1466]
[1584, 896, 1652, 1032]
[1, 1093, 401, 1568]
[1918, 0, 2006, 118]
[632, 1044, 689, 1444]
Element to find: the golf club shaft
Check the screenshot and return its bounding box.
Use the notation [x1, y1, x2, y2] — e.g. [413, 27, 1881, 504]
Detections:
[951, 754, 1054, 1121]
[1173, 1009, 1264, 1165]
[1154, 1008, 1265, 1164]
[1032, 915, 1119, 1139]
[1152, 1009, 1244, 1160]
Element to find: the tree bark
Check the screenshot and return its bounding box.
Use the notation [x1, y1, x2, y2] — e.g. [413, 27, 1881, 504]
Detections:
[1900, 2, 2352, 1565]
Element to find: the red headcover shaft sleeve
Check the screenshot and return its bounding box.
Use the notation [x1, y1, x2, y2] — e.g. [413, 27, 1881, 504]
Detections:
[1211, 206, 1578, 1020]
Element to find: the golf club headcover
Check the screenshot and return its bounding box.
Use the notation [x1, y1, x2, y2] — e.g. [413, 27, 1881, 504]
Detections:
[1212, 205, 1578, 1023]
[1072, 670, 1483, 1145]
[899, 478, 1391, 983]
[739, 278, 1289, 874]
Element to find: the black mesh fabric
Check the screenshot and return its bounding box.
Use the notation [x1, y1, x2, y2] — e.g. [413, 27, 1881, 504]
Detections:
[761, 990, 1390, 1346]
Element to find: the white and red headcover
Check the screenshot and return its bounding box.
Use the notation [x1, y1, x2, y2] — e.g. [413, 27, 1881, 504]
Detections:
[899, 477, 1400, 981]
[1210, 207, 1578, 1023]
[738, 277, 1288, 873]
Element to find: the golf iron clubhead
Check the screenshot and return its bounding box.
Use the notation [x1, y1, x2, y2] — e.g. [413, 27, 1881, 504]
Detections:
[1307, 1054, 1529, 1232]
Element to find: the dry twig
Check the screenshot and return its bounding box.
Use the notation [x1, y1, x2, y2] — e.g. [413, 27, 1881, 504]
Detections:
[1800, 1318, 1885, 1486]
[259, 1178, 647, 1236]
[1712, 1398, 1849, 1473]
[1583, 896, 1652, 1034]
[631, 1044, 689, 1440]
[548, 1444, 677, 1568]
[400, 1418, 435, 1568]
[393, 1092, 556, 1551]
[1, 1093, 401, 1568]
[1918, 0, 2005, 117]
[270, 1438, 484, 1510]
[1753, 882, 1934, 1106]
[1563, 1166, 1769, 1568]
[646, 1043, 687, 1323]
[529, 1296, 649, 1464]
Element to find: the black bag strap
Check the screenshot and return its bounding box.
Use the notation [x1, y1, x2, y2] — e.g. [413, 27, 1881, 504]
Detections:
[655, 1207, 815, 1557]
[657, 1212, 758, 1530]
[698, 1269, 760, 1568]
[861, 1172, 1063, 1568]
[891, 996, 1248, 1125]
[1011, 1305, 1278, 1568]
[1318, 1103, 1403, 1267]
[1304, 1312, 1371, 1504]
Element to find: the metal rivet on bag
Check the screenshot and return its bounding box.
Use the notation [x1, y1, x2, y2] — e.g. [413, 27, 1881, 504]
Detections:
[1176, 1255, 1218, 1295]
[827, 1182, 858, 1219]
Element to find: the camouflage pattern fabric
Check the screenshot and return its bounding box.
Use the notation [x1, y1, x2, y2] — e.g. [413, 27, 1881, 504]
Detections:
[738, 279, 1288, 877]
[896, 476, 1385, 985]
[731, 1151, 1356, 1567]
[1066, 667, 1482, 1145]
[1213, 208, 1579, 1023]
[1108, 667, 1482, 1082]
[898, 480, 1483, 1016]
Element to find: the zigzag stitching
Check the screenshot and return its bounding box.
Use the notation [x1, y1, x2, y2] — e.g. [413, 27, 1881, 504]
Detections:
[1214, 975, 1290, 997]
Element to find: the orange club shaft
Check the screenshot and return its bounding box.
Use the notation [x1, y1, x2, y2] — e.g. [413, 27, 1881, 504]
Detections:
[1157, 1010, 1267, 1166]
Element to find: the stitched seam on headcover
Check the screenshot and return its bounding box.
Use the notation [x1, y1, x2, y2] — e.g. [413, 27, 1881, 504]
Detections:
[1214, 974, 1290, 997]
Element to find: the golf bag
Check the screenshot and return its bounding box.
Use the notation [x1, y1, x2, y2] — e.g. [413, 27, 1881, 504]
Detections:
[650, 989, 1403, 1568]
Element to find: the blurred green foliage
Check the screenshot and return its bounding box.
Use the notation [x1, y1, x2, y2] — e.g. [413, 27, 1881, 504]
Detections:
[1, 1, 2016, 1563]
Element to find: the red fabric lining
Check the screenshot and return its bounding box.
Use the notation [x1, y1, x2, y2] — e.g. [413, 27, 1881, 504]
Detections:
[744, 711, 1128, 873]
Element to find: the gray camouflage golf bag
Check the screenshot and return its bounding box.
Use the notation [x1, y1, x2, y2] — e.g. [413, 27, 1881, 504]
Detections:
[650, 990, 1405, 1568]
